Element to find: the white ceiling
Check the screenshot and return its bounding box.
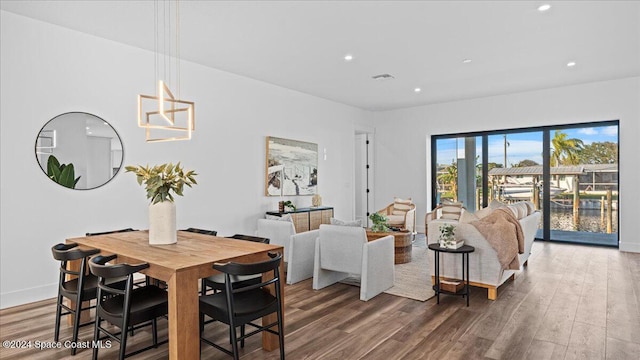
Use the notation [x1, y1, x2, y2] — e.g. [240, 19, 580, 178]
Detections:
[2, 0, 639, 111]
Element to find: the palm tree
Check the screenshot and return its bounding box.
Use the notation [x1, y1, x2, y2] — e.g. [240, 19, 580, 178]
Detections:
[438, 161, 458, 201]
[551, 130, 584, 167]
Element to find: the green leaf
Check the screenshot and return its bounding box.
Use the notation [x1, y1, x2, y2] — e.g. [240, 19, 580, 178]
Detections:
[125, 162, 197, 204]
[58, 164, 75, 189]
[47, 155, 61, 177]
[50, 165, 62, 182]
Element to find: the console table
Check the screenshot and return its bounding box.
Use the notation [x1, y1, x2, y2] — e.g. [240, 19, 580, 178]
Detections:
[266, 206, 334, 233]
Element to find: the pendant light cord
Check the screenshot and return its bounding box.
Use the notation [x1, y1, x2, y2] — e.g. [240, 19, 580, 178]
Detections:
[154, 0, 181, 99]
[176, 0, 180, 99]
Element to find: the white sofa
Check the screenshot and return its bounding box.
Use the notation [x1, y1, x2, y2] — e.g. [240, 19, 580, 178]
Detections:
[427, 206, 541, 300]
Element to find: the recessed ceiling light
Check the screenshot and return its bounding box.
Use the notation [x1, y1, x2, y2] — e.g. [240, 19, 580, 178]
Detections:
[86, 126, 90, 130]
[462, 59, 472, 64]
[567, 61, 576, 67]
[414, 88, 422, 93]
[344, 54, 353, 62]
[538, 4, 551, 12]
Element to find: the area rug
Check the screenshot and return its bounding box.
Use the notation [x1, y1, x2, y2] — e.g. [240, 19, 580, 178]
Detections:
[340, 245, 435, 302]
[384, 246, 435, 301]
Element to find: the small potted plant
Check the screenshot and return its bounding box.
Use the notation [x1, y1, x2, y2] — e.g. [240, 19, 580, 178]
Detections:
[125, 163, 197, 245]
[438, 223, 456, 248]
[369, 213, 390, 232]
[283, 200, 296, 212]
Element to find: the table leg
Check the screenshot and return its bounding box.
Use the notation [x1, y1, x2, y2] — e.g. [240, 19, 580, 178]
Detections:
[434, 251, 440, 304]
[466, 253, 470, 307]
[461, 253, 465, 299]
[168, 270, 199, 359]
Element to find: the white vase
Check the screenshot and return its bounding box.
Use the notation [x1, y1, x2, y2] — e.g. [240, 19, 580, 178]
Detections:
[149, 201, 177, 245]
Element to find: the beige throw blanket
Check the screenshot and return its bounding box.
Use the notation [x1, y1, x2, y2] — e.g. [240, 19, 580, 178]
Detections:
[471, 208, 524, 270]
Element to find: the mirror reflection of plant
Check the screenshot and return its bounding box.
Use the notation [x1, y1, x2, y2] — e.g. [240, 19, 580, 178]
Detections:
[47, 155, 81, 189]
[125, 163, 197, 204]
[369, 212, 389, 232]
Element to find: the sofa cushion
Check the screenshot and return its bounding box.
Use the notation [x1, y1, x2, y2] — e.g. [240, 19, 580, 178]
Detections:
[523, 201, 536, 215]
[392, 198, 413, 215]
[475, 206, 493, 219]
[507, 203, 528, 219]
[489, 199, 506, 209]
[460, 210, 479, 223]
[386, 215, 406, 225]
[441, 202, 463, 220]
[517, 202, 529, 219]
[330, 217, 362, 227]
[504, 205, 519, 219]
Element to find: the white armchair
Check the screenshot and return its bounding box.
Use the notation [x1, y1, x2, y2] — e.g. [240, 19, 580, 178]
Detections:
[286, 230, 318, 284]
[312, 224, 394, 301]
[257, 219, 295, 260]
[257, 219, 317, 285]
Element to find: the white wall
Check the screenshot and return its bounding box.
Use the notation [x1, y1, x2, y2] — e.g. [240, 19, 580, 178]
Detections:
[0, 11, 369, 308]
[372, 77, 640, 253]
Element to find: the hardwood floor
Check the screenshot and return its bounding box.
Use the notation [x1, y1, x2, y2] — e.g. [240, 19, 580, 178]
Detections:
[1, 241, 638, 359]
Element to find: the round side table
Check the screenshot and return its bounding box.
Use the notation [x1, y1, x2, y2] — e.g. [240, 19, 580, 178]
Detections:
[428, 243, 475, 307]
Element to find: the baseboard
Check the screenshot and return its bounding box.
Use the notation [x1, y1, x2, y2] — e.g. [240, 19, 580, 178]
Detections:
[619, 241, 640, 253]
[0, 283, 57, 310]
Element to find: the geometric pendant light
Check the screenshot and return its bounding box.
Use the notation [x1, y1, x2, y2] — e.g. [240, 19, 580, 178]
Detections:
[137, 0, 195, 143]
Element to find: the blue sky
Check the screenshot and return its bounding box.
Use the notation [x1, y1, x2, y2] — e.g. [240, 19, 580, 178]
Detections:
[436, 125, 618, 167]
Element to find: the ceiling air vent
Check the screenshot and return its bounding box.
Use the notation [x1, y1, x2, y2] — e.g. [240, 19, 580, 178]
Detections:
[371, 74, 395, 81]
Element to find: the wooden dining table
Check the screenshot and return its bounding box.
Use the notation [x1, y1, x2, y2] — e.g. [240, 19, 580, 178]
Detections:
[67, 230, 285, 359]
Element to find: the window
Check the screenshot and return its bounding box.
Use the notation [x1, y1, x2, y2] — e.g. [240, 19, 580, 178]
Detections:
[431, 120, 619, 247]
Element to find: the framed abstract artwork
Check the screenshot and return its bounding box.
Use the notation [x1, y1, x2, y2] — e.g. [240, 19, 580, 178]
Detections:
[265, 136, 318, 196]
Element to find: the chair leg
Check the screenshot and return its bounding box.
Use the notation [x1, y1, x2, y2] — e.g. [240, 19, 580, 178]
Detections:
[54, 295, 62, 342]
[277, 305, 285, 359]
[71, 297, 83, 355]
[92, 317, 101, 360]
[200, 278, 207, 296]
[152, 318, 158, 347]
[229, 322, 240, 360]
[240, 325, 245, 348]
[119, 321, 129, 360]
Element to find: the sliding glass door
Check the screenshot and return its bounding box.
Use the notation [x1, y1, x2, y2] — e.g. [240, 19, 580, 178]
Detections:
[546, 124, 619, 246]
[431, 121, 619, 247]
[434, 136, 483, 210]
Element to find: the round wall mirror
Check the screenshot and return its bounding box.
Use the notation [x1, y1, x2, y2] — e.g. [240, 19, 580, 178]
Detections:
[35, 112, 124, 190]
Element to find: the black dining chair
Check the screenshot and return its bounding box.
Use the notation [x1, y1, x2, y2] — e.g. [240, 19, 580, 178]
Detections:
[86, 228, 148, 288]
[182, 227, 218, 236]
[85, 228, 137, 237]
[200, 234, 270, 296]
[89, 255, 168, 360]
[51, 243, 112, 355]
[199, 252, 285, 360]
